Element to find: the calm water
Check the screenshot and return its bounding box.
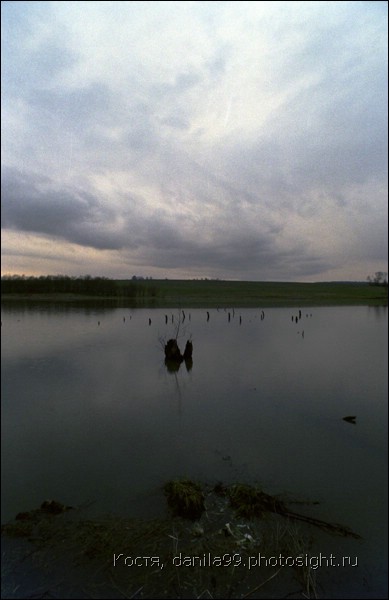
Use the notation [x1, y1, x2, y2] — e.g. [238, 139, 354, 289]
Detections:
[1, 303, 388, 597]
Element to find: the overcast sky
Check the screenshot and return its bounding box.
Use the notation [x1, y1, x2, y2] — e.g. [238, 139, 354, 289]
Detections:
[1, 1, 388, 281]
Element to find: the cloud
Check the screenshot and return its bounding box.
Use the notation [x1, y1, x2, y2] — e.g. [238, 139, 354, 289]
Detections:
[2, 164, 335, 280]
[2, 167, 127, 250]
[1, 1, 387, 281]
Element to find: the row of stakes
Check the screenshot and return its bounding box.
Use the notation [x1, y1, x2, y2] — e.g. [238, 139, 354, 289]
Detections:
[97, 308, 263, 327]
[96, 309, 314, 328]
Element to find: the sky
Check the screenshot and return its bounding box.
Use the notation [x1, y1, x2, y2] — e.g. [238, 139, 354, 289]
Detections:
[1, 1, 388, 282]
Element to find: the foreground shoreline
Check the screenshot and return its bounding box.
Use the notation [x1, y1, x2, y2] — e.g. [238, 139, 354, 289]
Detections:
[1, 484, 368, 600]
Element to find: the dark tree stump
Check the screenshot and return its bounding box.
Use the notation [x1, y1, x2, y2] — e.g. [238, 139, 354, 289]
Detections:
[164, 339, 183, 362]
[183, 340, 193, 360]
[164, 339, 193, 372]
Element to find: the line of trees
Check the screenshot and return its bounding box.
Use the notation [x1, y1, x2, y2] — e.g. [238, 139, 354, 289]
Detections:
[1, 274, 158, 298]
[367, 271, 388, 286]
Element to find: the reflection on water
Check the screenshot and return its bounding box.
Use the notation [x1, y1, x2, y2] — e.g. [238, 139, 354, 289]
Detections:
[165, 356, 193, 373]
[1, 304, 388, 596]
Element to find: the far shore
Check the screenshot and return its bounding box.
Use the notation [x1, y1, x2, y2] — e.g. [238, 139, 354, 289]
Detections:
[1, 280, 387, 308]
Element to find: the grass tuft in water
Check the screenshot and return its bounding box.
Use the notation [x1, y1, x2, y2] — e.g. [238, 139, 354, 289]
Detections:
[163, 479, 205, 520]
[227, 483, 280, 519]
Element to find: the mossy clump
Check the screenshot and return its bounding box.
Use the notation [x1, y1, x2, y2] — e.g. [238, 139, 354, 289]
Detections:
[213, 481, 228, 496]
[227, 484, 277, 519]
[163, 479, 205, 520]
[1, 520, 34, 538]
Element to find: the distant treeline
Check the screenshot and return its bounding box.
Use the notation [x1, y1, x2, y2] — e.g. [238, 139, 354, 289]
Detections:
[2, 275, 387, 307]
[1, 275, 158, 298]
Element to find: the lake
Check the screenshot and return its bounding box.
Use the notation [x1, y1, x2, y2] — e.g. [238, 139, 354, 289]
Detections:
[1, 303, 387, 598]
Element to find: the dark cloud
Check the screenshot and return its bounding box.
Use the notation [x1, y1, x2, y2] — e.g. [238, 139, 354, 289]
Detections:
[2, 165, 329, 279]
[2, 168, 132, 251]
[136, 229, 333, 281]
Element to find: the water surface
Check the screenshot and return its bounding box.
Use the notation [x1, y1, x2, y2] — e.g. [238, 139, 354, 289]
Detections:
[1, 304, 387, 597]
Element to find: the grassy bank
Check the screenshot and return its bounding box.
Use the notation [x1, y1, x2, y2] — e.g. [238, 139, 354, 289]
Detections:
[126, 279, 388, 307]
[2, 279, 387, 307]
[2, 481, 361, 599]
